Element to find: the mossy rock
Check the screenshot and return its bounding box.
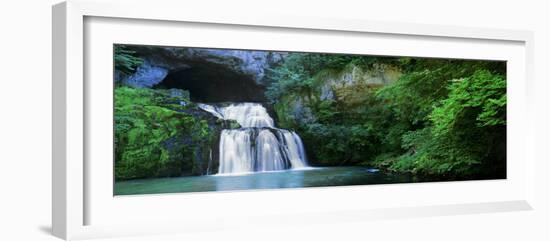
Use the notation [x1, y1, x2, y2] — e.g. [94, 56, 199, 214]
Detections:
[114, 86, 223, 180]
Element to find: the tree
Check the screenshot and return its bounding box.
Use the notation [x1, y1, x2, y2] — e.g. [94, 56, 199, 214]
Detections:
[114, 45, 143, 75]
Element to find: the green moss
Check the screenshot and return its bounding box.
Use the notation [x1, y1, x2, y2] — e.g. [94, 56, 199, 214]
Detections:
[114, 87, 213, 180]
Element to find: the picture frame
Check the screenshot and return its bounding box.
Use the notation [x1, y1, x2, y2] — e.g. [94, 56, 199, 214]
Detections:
[52, 0, 535, 240]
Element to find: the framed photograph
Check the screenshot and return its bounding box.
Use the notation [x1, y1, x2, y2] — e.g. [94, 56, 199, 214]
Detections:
[53, 0, 535, 240]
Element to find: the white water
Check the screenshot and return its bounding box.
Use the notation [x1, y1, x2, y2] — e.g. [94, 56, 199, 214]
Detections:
[198, 103, 309, 175]
[198, 103, 274, 128]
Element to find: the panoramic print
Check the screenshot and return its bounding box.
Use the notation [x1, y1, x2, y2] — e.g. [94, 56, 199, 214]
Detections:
[113, 44, 506, 195]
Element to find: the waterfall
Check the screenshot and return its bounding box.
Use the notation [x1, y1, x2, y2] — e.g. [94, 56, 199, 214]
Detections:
[198, 103, 309, 175]
[198, 103, 274, 128]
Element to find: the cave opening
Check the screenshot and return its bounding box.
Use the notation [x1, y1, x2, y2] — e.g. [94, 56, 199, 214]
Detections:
[154, 61, 267, 103]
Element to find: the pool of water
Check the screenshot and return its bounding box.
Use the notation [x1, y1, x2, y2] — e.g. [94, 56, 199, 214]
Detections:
[114, 166, 414, 195]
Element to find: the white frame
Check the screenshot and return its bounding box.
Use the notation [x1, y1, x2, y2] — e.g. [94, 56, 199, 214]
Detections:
[52, 0, 535, 240]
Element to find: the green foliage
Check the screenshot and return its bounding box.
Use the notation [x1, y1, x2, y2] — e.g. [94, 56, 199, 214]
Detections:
[431, 70, 506, 135]
[114, 87, 212, 180]
[265, 54, 315, 102]
[390, 127, 481, 176]
[390, 70, 507, 177]
[266, 53, 398, 102]
[114, 45, 143, 75]
[374, 64, 506, 177]
[268, 52, 507, 179]
[376, 59, 505, 126]
[300, 123, 375, 166]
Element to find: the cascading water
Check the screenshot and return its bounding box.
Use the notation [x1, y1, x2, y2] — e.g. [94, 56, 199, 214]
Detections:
[198, 103, 309, 175]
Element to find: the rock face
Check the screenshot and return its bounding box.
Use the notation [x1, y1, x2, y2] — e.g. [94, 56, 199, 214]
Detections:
[167, 105, 241, 176]
[275, 63, 402, 127]
[116, 45, 286, 97]
[318, 63, 401, 100]
[122, 60, 170, 88]
[187, 49, 285, 84]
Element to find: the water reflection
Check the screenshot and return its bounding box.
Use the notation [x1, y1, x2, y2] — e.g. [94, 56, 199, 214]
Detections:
[115, 166, 413, 195]
[214, 169, 305, 191]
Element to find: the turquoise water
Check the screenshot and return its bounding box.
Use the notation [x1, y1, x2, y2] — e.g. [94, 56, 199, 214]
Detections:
[114, 166, 413, 195]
